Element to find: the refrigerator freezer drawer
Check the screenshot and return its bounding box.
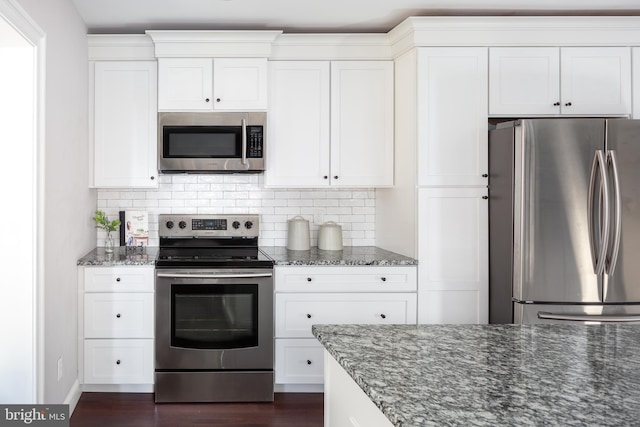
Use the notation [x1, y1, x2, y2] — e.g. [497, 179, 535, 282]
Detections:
[515, 303, 640, 324]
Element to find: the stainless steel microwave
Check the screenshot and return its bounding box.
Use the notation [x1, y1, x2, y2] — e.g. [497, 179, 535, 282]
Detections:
[158, 112, 266, 173]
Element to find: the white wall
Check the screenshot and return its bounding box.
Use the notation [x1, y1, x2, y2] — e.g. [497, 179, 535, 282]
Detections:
[97, 175, 376, 247]
[15, 0, 94, 404]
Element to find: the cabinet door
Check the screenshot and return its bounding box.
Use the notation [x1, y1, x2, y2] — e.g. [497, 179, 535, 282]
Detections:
[417, 48, 488, 187]
[274, 266, 417, 293]
[330, 61, 394, 187]
[417, 188, 488, 324]
[560, 47, 631, 116]
[275, 338, 324, 384]
[158, 58, 212, 110]
[276, 293, 417, 338]
[84, 339, 153, 384]
[84, 293, 154, 338]
[84, 266, 155, 293]
[265, 61, 330, 187]
[213, 58, 267, 110]
[489, 47, 560, 115]
[633, 48, 640, 119]
[92, 61, 158, 188]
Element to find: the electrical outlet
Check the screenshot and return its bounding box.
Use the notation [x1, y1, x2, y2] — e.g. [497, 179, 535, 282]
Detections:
[57, 357, 63, 381]
[313, 210, 324, 225]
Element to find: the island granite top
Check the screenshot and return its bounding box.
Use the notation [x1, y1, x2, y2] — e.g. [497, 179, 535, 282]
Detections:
[260, 246, 417, 266]
[77, 246, 159, 266]
[312, 324, 640, 427]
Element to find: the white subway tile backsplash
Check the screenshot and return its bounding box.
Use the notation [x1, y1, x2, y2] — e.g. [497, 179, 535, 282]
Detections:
[96, 174, 376, 247]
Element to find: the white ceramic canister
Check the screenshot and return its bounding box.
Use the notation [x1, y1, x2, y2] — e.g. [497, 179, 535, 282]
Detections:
[286, 216, 310, 250]
[317, 221, 343, 251]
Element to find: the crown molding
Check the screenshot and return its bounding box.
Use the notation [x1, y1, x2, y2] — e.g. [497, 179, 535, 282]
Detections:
[146, 30, 283, 57]
[88, 35, 155, 60]
[270, 33, 391, 60]
[389, 16, 640, 57]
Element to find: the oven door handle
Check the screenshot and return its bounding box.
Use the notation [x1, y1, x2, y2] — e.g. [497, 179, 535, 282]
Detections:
[156, 272, 272, 279]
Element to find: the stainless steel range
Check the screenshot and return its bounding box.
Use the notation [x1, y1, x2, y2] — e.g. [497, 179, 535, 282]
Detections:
[154, 214, 274, 403]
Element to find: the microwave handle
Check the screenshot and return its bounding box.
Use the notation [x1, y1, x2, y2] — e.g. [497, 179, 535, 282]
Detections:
[241, 118, 248, 165]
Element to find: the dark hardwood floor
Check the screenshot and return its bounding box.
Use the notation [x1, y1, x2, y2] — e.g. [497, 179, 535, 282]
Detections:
[70, 393, 324, 427]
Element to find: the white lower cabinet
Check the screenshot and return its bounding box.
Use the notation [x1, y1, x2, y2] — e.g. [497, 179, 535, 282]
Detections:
[275, 339, 325, 385]
[324, 351, 392, 427]
[79, 266, 155, 390]
[417, 188, 488, 324]
[84, 339, 154, 384]
[274, 266, 417, 389]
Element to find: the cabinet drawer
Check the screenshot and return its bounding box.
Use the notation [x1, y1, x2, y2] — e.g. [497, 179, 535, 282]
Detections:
[276, 293, 417, 338]
[84, 293, 154, 338]
[275, 339, 324, 384]
[275, 266, 417, 292]
[84, 266, 154, 292]
[83, 339, 153, 384]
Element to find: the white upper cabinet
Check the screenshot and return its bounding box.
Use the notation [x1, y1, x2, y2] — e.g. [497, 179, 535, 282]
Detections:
[561, 47, 631, 116]
[158, 58, 267, 111]
[633, 48, 640, 119]
[265, 61, 394, 188]
[330, 61, 394, 187]
[417, 48, 489, 187]
[266, 61, 330, 187]
[92, 61, 158, 188]
[489, 47, 560, 116]
[489, 47, 631, 116]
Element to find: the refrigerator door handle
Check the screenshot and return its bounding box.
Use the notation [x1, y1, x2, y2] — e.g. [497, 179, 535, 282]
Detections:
[587, 150, 610, 275]
[538, 311, 640, 323]
[606, 150, 622, 275]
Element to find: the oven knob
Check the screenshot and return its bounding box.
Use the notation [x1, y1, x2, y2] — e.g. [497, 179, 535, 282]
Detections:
[244, 221, 253, 230]
[179, 221, 187, 229]
[232, 221, 241, 229]
[166, 221, 174, 229]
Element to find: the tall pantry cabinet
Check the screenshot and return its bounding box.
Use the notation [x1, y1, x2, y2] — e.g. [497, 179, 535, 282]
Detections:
[377, 47, 489, 324]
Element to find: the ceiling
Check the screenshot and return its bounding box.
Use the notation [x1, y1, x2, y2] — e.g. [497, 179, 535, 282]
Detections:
[71, 0, 640, 34]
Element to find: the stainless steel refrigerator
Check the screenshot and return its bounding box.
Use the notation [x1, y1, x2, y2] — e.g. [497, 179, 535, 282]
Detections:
[489, 119, 640, 324]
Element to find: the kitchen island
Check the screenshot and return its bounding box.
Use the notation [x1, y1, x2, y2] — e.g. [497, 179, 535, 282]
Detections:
[313, 324, 640, 426]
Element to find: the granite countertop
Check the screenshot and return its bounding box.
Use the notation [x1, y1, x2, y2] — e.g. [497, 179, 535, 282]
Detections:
[313, 324, 640, 426]
[77, 246, 159, 266]
[260, 246, 417, 266]
[78, 245, 416, 267]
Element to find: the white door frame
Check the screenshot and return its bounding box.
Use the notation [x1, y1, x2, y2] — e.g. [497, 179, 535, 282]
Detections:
[0, 0, 45, 403]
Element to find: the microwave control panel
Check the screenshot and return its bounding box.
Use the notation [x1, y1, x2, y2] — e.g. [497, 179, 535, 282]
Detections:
[247, 126, 263, 158]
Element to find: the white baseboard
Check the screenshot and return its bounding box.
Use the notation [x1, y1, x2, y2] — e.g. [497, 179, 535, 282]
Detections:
[64, 380, 82, 416]
[275, 383, 324, 393]
[81, 384, 154, 393]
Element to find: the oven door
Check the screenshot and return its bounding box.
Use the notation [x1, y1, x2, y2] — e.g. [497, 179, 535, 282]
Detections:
[155, 268, 273, 370]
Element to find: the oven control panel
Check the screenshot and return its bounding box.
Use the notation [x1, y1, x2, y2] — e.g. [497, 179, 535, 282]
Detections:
[159, 214, 259, 238]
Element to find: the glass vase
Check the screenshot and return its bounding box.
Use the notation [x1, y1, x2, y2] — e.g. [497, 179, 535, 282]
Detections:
[105, 232, 115, 254]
